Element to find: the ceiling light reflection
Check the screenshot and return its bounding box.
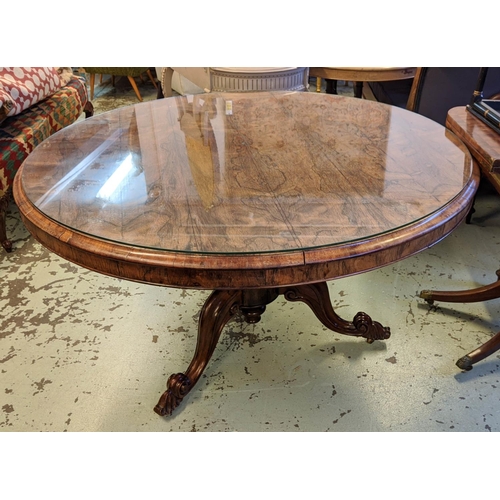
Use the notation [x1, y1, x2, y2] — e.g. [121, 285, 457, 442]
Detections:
[96, 154, 134, 201]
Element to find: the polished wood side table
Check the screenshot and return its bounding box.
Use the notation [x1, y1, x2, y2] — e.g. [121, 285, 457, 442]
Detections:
[14, 93, 477, 416]
[308, 67, 416, 97]
[420, 106, 500, 370]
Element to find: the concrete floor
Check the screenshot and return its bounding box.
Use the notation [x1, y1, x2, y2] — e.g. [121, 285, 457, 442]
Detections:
[2, 75, 500, 432]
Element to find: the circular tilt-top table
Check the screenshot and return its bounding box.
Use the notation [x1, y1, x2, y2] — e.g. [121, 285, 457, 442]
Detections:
[308, 67, 416, 97]
[13, 91, 478, 417]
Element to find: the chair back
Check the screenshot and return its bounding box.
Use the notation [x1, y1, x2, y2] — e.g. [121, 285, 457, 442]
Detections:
[406, 67, 500, 125]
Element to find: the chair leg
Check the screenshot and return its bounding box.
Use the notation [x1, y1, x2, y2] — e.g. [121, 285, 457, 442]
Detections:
[84, 101, 94, 118]
[89, 73, 95, 100]
[127, 76, 143, 101]
[316, 77, 321, 92]
[325, 79, 337, 94]
[0, 191, 12, 253]
[147, 69, 159, 90]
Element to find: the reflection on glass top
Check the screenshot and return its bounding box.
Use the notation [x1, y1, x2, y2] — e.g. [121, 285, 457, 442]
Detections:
[21, 91, 472, 255]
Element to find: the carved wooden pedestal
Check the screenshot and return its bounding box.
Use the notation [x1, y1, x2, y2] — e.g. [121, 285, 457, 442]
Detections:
[154, 281, 390, 417]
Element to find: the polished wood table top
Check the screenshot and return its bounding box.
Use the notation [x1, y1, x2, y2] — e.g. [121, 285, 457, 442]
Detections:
[13, 92, 479, 416]
[446, 106, 500, 173]
[15, 92, 475, 289]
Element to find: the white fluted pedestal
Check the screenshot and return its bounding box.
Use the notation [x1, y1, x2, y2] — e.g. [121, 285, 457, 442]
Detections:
[158, 67, 309, 96]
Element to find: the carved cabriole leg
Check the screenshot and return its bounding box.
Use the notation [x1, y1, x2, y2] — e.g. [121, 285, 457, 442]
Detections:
[154, 289, 243, 416]
[281, 282, 391, 343]
[420, 269, 500, 304]
[155, 283, 391, 416]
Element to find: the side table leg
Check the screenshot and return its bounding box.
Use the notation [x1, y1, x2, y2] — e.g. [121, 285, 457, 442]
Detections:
[420, 270, 500, 304]
[0, 188, 13, 253]
[420, 270, 500, 370]
[353, 82, 363, 98]
[154, 289, 242, 416]
[282, 282, 390, 343]
[456, 332, 500, 371]
[325, 79, 338, 94]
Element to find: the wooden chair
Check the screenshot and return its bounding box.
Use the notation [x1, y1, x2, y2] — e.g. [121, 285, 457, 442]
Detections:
[83, 67, 158, 101]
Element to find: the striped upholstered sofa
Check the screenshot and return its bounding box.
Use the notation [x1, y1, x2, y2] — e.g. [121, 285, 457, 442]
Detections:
[0, 68, 93, 252]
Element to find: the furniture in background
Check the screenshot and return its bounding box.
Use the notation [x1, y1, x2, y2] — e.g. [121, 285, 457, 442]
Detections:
[368, 67, 500, 126]
[308, 67, 416, 98]
[83, 67, 158, 101]
[420, 106, 500, 371]
[156, 67, 309, 97]
[14, 92, 478, 416]
[156, 68, 205, 97]
[0, 68, 92, 252]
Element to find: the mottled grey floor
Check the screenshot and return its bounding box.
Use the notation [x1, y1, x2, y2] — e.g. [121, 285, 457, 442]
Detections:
[2, 74, 500, 431]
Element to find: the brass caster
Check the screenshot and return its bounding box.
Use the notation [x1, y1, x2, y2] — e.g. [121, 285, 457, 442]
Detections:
[419, 290, 434, 305]
[456, 355, 473, 371]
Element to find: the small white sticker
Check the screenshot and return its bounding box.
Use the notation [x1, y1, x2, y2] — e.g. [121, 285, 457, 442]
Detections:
[225, 100, 233, 115]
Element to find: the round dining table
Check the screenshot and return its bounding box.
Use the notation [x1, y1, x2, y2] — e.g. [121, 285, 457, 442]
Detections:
[13, 91, 478, 416]
[308, 67, 416, 97]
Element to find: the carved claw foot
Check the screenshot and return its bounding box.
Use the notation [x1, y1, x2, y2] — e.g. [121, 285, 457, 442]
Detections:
[283, 282, 390, 343]
[154, 373, 192, 416]
[352, 312, 391, 343]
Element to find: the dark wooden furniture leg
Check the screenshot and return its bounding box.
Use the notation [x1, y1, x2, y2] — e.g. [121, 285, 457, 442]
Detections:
[84, 101, 94, 118]
[353, 82, 363, 98]
[420, 270, 500, 370]
[154, 289, 243, 416]
[0, 188, 13, 252]
[155, 283, 390, 416]
[420, 269, 500, 304]
[282, 282, 391, 343]
[325, 79, 338, 94]
[456, 333, 500, 371]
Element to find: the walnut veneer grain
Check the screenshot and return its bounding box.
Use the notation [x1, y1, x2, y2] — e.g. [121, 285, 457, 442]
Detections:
[14, 92, 477, 289]
[13, 92, 479, 415]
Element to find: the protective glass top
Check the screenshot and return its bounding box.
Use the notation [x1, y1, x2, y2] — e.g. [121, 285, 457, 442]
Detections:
[21, 91, 472, 255]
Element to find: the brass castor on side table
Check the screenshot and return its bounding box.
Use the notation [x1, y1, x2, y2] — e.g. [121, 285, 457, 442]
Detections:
[419, 269, 500, 371]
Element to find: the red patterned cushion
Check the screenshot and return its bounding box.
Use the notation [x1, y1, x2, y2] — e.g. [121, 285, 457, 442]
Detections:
[0, 67, 61, 120]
